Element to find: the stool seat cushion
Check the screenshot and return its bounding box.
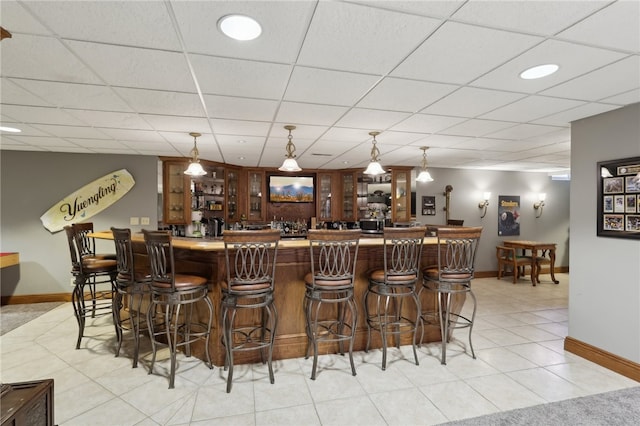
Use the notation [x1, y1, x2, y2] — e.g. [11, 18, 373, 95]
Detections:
[81, 258, 117, 273]
[304, 272, 353, 287]
[117, 271, 152, 283]
[369, 269, 417, 283]
[151, 274, 207, 289]
[221, 280, 271, 292]
[423, 267, 472, 281]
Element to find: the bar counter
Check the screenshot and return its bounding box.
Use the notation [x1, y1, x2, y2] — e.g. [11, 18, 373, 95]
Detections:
[92, 231, 456, 366]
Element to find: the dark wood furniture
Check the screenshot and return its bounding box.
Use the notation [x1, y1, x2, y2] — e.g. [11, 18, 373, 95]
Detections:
[496, 246, 534, 284]
[503, 240, 559, 286]
[1, 379, 54, 426]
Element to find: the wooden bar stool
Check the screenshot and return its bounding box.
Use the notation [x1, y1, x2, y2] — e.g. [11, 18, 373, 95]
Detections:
[221, 230, 280, 393]
[421, 227, 482, 365]
[143, 230, 213, 389]
[304, 229, 360, 380]
[363, 226, 427, 370]
[111, 227, 151, 368]
[64, 225, 117, 349]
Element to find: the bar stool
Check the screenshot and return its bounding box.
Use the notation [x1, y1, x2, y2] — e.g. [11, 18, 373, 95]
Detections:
[143, 230, 213, 389]
[421, 226, 482, 365]
[363, 226, 426, 370]
[111, 227, 151, 368]
[64, 225, 117, 349]
[221, 230, 280, 393]
[73, 222, 117, 261]
[304, 229, 360, 380]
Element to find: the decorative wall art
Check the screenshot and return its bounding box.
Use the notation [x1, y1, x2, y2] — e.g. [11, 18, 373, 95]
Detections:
[597, 156, 640, 239]
[498, 195, 520, 236]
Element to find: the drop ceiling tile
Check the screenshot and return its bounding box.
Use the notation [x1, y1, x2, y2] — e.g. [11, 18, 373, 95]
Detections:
[441, 119, 517, 137]
[192, 55, 291, 99]
[66, 138, 131, 150]
[524, 129, 571, 145]
[416, 134, 473, 148]
[422, 87, 526, 117]
[451, 137, 518, 151]
[390, 114, 467, 133]
[297, 1, 440, 74]
[204, 95, 278, 122]
[532, 103, 623, 127]
[114, 87, 204, 116]
[351, 1, 464, 19]
[171, 0, 315, 62]
[0, 1, 52, 35]
[29, 125, 110, 139]
[1, 79, 52, 107]
[140, 115, 210, 133]
[557, 1, 640, 52]
[98, 128, 162, 142]
[0, 124, 49, 137]
[371, 131, 427, 146]
[358, 78, 458, 112]
[480, 95, 584, 122]
[285, 67, 380, 106]
[321, 127, 374, 143]
[601, 88, 640, 105]
[275, 102, 349, 126]
[65, 110, 154, 130]
[270, 123, 329, 140]
[209, 119, 272, 137]
[471, 40, 627, 93]
[24, 0, 181, 50]
[66, 41, 195, 92]
[5, 135, 79, 148]
[391, 21, 542, 84]
[486, 123, 563, 140]
[541, 56, 640, 102]
[0, 105, 85, 126]
[0, 34, 102, 84]
[335, 108, 411, 130]
[452, 0, 608, 36]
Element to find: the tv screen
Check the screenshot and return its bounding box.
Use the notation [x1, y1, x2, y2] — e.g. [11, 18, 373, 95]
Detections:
[268, 175, 314, 203]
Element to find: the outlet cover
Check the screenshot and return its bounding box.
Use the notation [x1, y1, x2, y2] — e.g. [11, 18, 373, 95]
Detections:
[130, 217, 139, 225]
[141, 217, 150, 225]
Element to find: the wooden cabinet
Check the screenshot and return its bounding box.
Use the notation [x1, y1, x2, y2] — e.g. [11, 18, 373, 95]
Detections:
[391, 168, 411, 223]
[227, 169, 238, 223]
[162, 160, 190, 224]
[340, 171, 357, 221]
[1, 379, 54, 426]
[317, 172, 337, 221]
[191, 164, 226, 225]
[247, 169, 264, 222]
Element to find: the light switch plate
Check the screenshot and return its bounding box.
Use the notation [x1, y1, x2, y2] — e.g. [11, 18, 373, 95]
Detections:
[141, 217, 150, 225]
[130, 217, 139, 225]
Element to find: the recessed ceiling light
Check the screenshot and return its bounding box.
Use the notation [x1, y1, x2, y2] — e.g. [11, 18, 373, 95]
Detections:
[218, 15, 262, 41]
[0, 126, 21, 133]
[520, 64, 559, 80]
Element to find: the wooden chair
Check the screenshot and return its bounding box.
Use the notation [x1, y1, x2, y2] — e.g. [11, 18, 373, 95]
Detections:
[496, 246, 533, 284]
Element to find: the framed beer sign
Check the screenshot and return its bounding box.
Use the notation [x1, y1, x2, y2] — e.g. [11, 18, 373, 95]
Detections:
[597, 156, 640, 239]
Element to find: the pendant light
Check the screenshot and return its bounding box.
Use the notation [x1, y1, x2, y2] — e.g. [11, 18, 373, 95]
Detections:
[184, 132, 207, 176]
[363, 131, 385, 175]
[278, 125, 302, 172]
[415, 146, 434, 183]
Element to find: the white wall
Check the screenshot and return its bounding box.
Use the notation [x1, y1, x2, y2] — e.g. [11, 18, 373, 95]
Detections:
[1, 151, 158, 297]
[569, 103, 640, 363]
[414, 168, 570, 272]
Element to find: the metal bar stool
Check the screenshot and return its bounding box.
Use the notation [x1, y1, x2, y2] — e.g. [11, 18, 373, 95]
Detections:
[304, 229, 360, 380]
[221, 229, 280, 393]
[143, 230, 213, 389]
[64, 225, 117, 349]
[111, 227, 151, 368]
[364, 226, 426, 370]
[421, 226, 482, 365]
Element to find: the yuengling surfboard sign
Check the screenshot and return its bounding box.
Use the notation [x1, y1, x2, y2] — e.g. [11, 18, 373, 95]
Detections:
[40, 169, 135, 233]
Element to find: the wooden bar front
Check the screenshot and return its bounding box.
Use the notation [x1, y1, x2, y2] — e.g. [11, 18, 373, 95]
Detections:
[93, 232, 461, 367]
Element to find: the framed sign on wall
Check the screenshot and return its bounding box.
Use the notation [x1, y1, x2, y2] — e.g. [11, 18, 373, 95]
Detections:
[597, 156, 640, 239]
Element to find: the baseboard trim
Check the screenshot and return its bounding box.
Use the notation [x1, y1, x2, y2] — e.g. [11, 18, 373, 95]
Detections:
[1, 293, 71, 306]
[564, 336, 640, 382]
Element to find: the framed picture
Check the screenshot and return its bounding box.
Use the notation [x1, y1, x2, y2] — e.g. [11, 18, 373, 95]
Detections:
[597, 156, 640, 239]
[422, 196, 436, 216]
[498, 195, 520, 236]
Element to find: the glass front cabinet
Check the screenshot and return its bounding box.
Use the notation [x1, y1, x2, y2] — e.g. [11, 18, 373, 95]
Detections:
[391, 168, 411, 223]
[340, 171, 357, 221]
[162, 160, 190, 224]
[247, 169, 264, 222]
[317, 172, 336, 221]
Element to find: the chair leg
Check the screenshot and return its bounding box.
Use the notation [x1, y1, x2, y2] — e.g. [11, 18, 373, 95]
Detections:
[411, 288, 421, 366]
[266, 302, 277, 385]
[467, 288, 477, 360]
[146, 298, 158, 376]
[72, 279, 86, 350]
[440, 291, 452, 365]
[363, 288, 372, 353]
[347, 297, 358, 376]
[167, 303, 179, 389]
[113, 291, 124, 358]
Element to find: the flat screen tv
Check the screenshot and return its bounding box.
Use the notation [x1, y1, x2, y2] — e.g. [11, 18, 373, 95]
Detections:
[268, 175, 314, 203]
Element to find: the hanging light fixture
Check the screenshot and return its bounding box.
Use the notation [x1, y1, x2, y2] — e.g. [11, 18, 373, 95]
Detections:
[416, 146, 434, 183]
[278, 125, 302, 172]
[184, 132, 207, 176]
[363, 131, 385, 175]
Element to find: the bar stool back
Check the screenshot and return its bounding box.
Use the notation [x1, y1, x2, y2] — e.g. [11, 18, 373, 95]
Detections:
[111, 227, 151, 368]
[73, 222, 117, 260]
[304, 229, 360, 380]
[221, 229, 280, 393]
[64, 225, 117, 349]
[143, 230, 213, 389]
[421, 226, 482, 365]
[364, 226, 427, 370]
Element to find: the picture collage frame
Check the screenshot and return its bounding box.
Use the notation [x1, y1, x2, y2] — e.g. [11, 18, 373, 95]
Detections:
[597, 156, 640, 239]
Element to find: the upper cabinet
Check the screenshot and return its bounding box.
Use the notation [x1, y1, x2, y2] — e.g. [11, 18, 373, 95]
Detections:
[191, 164, 227, 224]
[340, 171, 357, 221]
[391, 168, 411, 223]
[317, 172, 337, 221]
[246, 169, 264, 222]
[162, 160, 190, 224]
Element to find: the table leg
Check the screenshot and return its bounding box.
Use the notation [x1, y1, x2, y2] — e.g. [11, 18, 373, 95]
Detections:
[530, 249, 537, 286]
[549, 248, 559, 284]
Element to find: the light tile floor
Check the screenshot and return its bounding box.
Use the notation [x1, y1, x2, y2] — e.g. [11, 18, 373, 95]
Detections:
[1, 274, 638, 425]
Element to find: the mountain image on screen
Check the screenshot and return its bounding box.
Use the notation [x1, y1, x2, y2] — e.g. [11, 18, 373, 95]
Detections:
[270, 184, 313, 202]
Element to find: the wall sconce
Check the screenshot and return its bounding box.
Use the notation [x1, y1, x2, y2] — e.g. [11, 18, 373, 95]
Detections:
[534, 193, 546, 218]
[478, 192, 491, 218]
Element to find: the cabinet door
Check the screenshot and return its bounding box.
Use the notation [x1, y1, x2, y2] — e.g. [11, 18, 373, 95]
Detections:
[163, 161, 190, 224]
[317, 172, 335, 221]
[247, 170, 264, 221]
[227, 169, 238, 223]
[341, 171, 356, 221]
[391, 169, 410, 223]
[191, 164, 226, 225]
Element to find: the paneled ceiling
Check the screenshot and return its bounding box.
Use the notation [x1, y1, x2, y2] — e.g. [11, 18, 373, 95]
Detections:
[1, 0, 639, 173]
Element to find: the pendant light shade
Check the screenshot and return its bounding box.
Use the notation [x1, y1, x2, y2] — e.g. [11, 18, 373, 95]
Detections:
[184, 132, 207, 176]
[416, 146, 434, 183]
[278, 125, 302, 172]
[363, 131, 385, 175]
